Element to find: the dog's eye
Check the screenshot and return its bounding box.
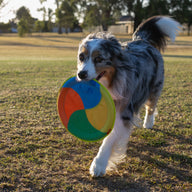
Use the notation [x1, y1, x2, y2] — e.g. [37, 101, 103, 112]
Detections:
[79, 54, 84, 62]
[94, 56, 103, 63]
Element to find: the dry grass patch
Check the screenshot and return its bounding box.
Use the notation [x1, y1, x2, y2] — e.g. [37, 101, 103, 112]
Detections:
[0, 33, 191, 191]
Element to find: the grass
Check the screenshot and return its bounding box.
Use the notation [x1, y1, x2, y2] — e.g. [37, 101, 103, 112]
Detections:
[0, 33, 192, 192]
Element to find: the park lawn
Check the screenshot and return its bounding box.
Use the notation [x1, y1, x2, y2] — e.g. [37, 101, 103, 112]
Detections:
[0, 33, 191, 191]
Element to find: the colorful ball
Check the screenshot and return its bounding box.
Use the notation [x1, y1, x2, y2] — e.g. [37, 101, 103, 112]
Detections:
[57, 76, 116, 141]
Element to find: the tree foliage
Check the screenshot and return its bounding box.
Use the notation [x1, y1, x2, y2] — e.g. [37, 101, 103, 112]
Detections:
[11, 0, 192, 35]
[122, 0, 146, 31]
[38, 0, 54, 32]
[77, 0, 191, 35]
[81, 0, 122, 31]
[169, 0, 192, 35]
[16, 6, 32, 20]
[34, 20, 44, 32]
[0, 0, 6, 10]
[55, 0, 77, 34]
[82, 4, 101, 29]
[16, 6, 34, 37]
[122, 0, 170, 30]
[17, 18, 32, 37]
[145, 0, 170, 18]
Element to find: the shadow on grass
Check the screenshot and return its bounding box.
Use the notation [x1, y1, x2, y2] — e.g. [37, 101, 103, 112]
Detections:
[163, 55, 192, 59]
[155, 128, 192, 145]
[128, 128, 192, 184]
[169, 40, 192, 46]
[75, 175, 150, 192]
[37, 36, 82, 44]
[0, 40, 77, 50]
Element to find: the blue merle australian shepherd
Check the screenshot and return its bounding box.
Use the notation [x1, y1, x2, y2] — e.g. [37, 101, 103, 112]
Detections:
[76, 16, 180, 177]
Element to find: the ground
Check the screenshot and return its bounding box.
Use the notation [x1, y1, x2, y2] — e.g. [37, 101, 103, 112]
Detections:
[0, 33, 191, 191]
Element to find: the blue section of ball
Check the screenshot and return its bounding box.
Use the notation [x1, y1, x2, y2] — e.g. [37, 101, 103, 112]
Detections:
[63, 77, 101, 109]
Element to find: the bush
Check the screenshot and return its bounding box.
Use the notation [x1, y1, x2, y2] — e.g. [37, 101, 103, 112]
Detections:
[17, 18, 32, 37]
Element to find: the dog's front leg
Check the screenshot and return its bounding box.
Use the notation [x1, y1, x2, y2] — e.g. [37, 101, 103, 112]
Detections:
[89, 129, 117, 177]
[90, 112, 131, 177]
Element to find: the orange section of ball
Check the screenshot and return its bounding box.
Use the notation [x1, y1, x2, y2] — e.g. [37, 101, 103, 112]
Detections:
[58, 88, 84, 127]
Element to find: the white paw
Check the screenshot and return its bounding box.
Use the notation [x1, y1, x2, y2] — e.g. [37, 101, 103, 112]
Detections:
[89, 158, 106, 177]
[143, 114, 154, 129]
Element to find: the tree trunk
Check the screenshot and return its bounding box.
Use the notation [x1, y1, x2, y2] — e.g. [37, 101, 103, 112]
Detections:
[58, 24, 62, 34]
[102, 24, 108, 31]
[101, 9, 111, 31]
[187, 24, 191, 36]
[134, 15, 143, 31]
[55, 0, 62, 34]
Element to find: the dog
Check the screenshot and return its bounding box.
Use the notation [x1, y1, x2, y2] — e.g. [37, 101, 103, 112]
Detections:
[76, 16, 180, 177]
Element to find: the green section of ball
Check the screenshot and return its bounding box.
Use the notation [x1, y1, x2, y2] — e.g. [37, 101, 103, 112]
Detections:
[68, 110, 107, 141]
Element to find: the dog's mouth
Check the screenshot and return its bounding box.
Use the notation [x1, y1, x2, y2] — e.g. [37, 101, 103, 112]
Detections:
[96, 71, 106, 81]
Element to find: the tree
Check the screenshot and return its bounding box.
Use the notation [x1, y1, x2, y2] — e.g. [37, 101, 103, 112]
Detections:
[82, 4, 101, 29]
[81, 0, 122, 31]
[34, 20, 44, 32]
[145, 0, 170, 18]
[38, 0, 54, 32]
[132, 0, 146, 30]
[16, 6, 34, 37]
[0, 0, 5, 8]
[55, 0, 62, 33]
[55, 6, 62, 34]
[38, 7, 46, 21]
[55, 0, 77, 34]
[169, 0, 192, 35]
[47, 8, 54, 31]
[0, 0, 6, 22]
[95, 0, 121, 31]
[39, 0, 80, 34]
[122, 0, 171, 31]
[17, 18, 31, 37]
[16, 6, 32, 20]
[122, 0, 146, 31]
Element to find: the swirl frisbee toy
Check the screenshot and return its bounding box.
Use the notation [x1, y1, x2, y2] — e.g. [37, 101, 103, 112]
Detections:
[57, 76, 116, 141]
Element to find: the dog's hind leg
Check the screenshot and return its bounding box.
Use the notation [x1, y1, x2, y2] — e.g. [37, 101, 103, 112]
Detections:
[89, 112, 132, 177]
[143, 94, 160, 129]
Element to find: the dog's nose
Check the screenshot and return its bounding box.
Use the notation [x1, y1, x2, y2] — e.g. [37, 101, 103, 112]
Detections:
[78, 71, 88, 80]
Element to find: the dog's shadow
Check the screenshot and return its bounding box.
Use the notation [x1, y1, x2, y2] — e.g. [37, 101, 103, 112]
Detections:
[79, 174, 149, 192]
[93, 176, 149, 192]
[79, 128, 191, 191]
[127, 127, 192, 183]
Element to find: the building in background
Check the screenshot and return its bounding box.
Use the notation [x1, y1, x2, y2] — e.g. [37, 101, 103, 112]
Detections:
[108, 16, 134, 34]
[84, 15, 134, 34]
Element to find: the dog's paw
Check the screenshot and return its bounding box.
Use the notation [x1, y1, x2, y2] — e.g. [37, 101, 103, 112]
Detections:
[89, 158, 106, 177]
[143, 114, 154, 129]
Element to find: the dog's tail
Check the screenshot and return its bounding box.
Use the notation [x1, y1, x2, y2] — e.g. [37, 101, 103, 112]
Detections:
[132, 16, 181, 51]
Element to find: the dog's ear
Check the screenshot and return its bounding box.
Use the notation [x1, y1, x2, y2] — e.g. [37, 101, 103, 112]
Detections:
[101, 35, 122, 58]
[103, 40, 122, 57]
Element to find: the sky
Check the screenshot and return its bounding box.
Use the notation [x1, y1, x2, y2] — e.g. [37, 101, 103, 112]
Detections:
[0, 0, 57, 23]
[0, 0, 150, 23]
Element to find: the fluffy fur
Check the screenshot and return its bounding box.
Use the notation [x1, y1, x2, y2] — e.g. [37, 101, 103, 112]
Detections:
[76, 16, 180, 177]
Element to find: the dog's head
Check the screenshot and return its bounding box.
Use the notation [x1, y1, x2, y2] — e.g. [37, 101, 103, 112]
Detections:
[77, 32, 122, 87]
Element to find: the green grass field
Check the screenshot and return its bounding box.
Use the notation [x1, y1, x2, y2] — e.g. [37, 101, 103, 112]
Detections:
[0, 33, 191, 192]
